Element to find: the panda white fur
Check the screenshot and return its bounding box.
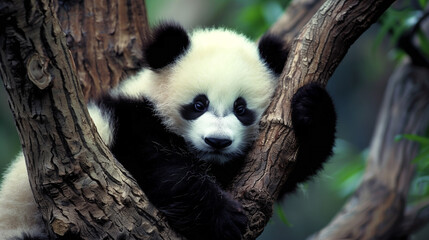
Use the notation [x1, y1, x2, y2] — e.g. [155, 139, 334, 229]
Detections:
[0, 22, 336, 240]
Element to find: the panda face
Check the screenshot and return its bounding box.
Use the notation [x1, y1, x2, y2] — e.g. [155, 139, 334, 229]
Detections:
[146, 29, 278, 163]
[116, 25, 287, 164]
[179, 94, 259, 163]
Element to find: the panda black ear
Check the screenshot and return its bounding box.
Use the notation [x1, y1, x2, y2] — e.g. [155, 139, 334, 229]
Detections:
[258, 34, 288, 75]
[144, 22, 190, 70]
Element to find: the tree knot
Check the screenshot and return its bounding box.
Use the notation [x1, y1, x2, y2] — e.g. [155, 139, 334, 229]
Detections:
[26, 53, 52, 90]
[51, 218, 71, 236]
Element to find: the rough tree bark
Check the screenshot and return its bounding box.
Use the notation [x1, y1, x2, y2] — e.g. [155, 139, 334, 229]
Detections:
[2, 0, 421, 239]
[230, 0, 395, 238]
[55, 0, 151, 100]
[0, 0, 178, 239]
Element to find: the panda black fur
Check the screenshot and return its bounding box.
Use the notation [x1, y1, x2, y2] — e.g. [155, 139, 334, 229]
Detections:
[0, 22, 336, 240]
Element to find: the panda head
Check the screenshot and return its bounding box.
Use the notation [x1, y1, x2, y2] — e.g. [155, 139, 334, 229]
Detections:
[122, 22, 287, 163]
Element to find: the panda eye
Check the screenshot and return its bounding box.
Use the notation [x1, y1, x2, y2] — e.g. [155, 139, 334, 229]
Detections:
[194, 101, 207, 112]
[234, 97, 247, 116]
[192, 95, 209, 112]
[180, 95, 209, 120]
[234, 105, 246, 116]
[234, 97, 256, 126]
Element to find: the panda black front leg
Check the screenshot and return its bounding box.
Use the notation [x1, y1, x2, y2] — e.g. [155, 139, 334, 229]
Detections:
[141, 156, 247, 240]
[281, 83, 337, 195]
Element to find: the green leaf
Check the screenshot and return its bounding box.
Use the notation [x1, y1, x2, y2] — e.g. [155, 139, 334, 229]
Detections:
[415, 154, 429, 173]
[331, 149, 366, 197]
[388, 9, 417, 47]
[417, 29, 429, 58]
[409, 176, 429, 200]
[373, 11, 396, 52]
[410, 175, 429, 198]
[275, 204, 292, 227]
[412, 150, 429, 167]
[396, 134, 429, 145]
[374, 7, 422, 60]
[392, 49, 407, 62]
[418, 0, 429, 9]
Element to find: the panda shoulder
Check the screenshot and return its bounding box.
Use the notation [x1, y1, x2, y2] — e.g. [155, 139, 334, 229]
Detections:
[87, 68, 158, 146]
[109, 70, 156, 100]
[87, 102, 115, 147]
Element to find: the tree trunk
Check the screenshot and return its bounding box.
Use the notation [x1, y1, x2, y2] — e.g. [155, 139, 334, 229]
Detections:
[0, 0, 179, 238]
[56, 0, 151, 100]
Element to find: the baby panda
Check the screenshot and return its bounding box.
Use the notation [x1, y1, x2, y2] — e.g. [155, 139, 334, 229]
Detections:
[0, 22, 336, 240]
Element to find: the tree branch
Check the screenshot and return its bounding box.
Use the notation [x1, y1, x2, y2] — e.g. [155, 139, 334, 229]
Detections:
[231, 0, 396, 239]
[397, 199, 429, 237]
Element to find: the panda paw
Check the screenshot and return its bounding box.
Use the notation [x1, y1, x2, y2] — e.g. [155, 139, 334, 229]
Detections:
[214, 195, 248, 240]
[291, 82, 336, 146]
[280, 83, 336, 195]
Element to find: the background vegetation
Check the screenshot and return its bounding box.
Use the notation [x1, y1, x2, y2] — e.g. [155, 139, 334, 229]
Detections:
[1, 0, 428, 239]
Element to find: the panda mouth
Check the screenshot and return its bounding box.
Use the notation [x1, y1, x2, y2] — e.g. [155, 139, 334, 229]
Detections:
[206, 149, 231, 157]
[184, 138, 242, 163]
[187, 144, 232, 162]
[198, 148, 226, 157]
[197, 146, 244, 163]
[198, 151, 234, 163]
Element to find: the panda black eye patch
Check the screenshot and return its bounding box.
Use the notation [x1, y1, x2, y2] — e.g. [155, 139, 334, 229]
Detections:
[234, 97, 256, 126]
[180, 94, 209, 120]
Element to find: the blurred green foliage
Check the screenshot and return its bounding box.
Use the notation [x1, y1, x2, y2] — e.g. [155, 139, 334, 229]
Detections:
[397, 132, 429, 202]
[375, 0, 429, 62]
[329, 140, 367, 198]
[147, 0, 291, 39]
[234, 0, 289, 38]
[376, 0, 429, 206]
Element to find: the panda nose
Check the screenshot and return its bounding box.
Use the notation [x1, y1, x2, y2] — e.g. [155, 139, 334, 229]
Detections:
[204, 137, 232, 149]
